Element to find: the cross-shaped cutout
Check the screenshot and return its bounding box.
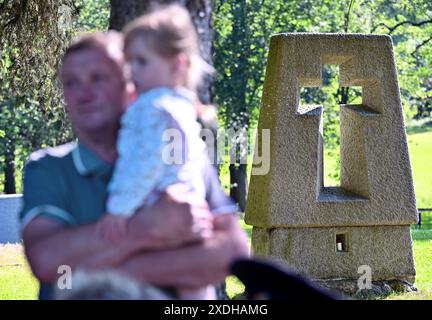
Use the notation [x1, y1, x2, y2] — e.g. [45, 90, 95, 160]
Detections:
[298, 64, 381, 202]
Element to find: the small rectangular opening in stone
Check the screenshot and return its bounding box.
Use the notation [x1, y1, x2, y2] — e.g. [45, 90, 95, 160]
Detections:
[336, 234, 348, 252]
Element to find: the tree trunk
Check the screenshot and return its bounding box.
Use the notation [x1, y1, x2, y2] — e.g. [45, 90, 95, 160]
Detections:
[226, 0, 249, 212]
[229, 163, 248, 212]
[339, 87, 349, 104]
[183, 0, 213, 104]
[109, 0, 150, 30]
[4, 146, 16, 194]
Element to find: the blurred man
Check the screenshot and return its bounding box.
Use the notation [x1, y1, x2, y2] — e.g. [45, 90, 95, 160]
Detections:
[20, 31, 249, 300]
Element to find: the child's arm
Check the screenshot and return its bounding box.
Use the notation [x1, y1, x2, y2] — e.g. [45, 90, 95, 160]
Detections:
[118, 213, 249, 289]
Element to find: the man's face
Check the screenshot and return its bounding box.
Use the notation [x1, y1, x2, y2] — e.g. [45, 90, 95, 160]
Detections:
[61, 48, 126, 135]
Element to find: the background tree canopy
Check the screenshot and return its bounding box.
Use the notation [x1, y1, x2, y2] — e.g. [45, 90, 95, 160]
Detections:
[0, 0, 78, 193]
[213, 0, 431, 204]
[1, 0, 431, 208]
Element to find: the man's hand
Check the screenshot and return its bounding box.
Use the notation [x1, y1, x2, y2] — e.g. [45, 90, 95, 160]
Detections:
[118, 211, 250, 289]
[128, 184, 214, 249]
[95, 214, 129, 243]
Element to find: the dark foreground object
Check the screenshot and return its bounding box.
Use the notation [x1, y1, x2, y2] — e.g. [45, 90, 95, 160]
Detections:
[230, 258, 342, 300]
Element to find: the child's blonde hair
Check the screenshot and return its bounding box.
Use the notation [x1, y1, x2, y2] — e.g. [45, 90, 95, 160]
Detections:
[123, 3, 212, 90]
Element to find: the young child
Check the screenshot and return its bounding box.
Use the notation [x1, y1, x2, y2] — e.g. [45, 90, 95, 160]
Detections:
[96, 4, 237, 299]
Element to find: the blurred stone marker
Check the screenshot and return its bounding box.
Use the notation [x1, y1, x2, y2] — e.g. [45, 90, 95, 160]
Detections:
[245, 33, 418, 296]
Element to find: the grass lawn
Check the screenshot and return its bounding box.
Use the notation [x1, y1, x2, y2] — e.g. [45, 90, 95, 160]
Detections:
[0, 225, 430, 300]
[386, 229, 432, 300]
[0, 244, 39, 300]
[323, 120, 432, 210]
[407, 123, 432, 210]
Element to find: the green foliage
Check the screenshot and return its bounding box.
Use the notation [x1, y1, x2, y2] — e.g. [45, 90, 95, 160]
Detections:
[214, 0, 431, 188]
[74, 0, 110, 32]
[407, 122, 432, 208]
[365, 0, 432, 120]
[300, 65, 362, 185]
[0, 0, 79, 193]
[214, 0, 291, 130]
[1, 0, 431, 193]
[214, 0, 432, 127]
[0, 0, 110, 193]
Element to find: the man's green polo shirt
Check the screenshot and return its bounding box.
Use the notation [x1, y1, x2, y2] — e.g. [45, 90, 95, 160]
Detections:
[20, 141, 114, 300]
[20, 140, 235, 300]
[20, 141, 113, 230]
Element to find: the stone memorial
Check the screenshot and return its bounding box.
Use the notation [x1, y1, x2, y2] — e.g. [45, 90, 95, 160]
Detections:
[245, 33, 418, 296]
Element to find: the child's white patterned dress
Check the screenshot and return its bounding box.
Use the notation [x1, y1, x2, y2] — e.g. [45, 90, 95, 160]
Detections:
[109, 87, 215, 215]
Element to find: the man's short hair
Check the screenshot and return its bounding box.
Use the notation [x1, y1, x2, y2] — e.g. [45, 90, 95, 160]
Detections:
[61, 31, 128, 83]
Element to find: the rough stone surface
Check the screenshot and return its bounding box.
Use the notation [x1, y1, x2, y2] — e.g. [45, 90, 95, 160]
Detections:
[245, 33, 418, 292]
[0, 195, 22, 243]
[251, 226, 415, 281]
[245, 33, 418, 228]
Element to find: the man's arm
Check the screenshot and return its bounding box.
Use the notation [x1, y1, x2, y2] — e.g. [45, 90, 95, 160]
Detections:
[23, 217, 138, 284]
[117, 213, 250, 288]
[23, 188, 212, 284]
